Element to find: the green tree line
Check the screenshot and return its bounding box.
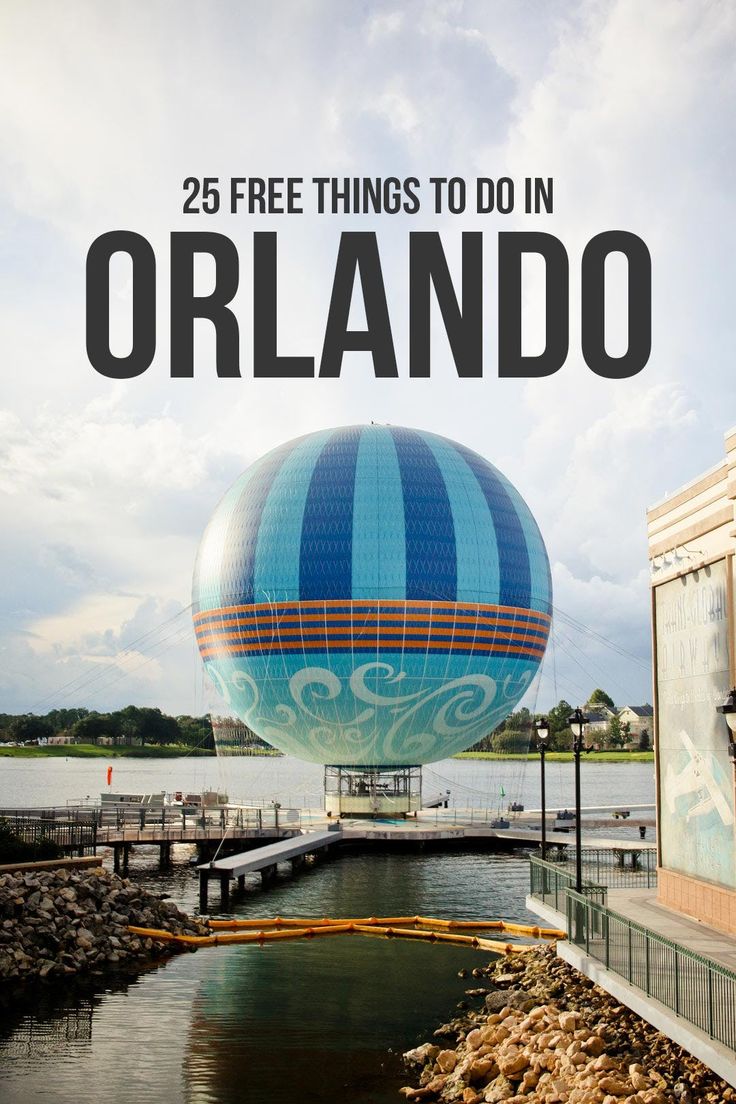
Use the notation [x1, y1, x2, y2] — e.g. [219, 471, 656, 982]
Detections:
[468, 689, 651, 754]
[0, 706, 216, 750]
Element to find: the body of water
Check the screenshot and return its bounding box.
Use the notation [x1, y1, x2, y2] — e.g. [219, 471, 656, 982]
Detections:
[0, 757, 655, 1103]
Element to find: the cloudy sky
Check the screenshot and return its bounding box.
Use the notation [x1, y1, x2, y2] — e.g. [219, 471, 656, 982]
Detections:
[1, 0, 734, 719]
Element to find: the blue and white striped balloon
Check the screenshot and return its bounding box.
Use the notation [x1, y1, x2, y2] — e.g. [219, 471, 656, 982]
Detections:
[193, 425, 551, 766]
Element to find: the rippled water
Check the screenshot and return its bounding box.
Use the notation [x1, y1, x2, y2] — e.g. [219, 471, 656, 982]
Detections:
[0, 757, 655, 1103]
[0, 752, 656, 815]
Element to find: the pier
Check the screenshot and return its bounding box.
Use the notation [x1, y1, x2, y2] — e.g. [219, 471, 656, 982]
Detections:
[198, 827, 343, 909]
[1, 802, 656, 885]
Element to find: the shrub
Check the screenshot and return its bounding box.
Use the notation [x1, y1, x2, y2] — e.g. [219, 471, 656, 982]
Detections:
[490, 729, 534, 754]
[0, 818, 63, 864]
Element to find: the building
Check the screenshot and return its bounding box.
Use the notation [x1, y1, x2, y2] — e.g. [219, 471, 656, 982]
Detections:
[526, 425, 736, 1087]
[617, 704, 653, 737]
[581, 706, 615, 736]
[647, 426, 736, 934]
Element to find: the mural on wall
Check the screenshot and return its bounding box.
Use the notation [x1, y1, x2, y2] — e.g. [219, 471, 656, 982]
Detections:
[655, 559, 736, 889]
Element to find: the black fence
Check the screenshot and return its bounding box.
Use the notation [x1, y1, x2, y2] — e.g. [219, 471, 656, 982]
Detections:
[0, 811, 97, 855]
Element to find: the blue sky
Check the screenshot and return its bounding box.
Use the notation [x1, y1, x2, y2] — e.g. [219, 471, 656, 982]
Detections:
[1, 0, 734, 717]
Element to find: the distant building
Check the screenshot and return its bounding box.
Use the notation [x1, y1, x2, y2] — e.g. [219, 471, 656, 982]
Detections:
[617, 704, 653, 737]
[582, 710, 611, 736]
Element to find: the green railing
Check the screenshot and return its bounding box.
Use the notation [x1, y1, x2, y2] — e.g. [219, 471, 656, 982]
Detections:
[541, 846, 658, 890]
[529, 855, 607, 912]
[566, 890, 736, 1051]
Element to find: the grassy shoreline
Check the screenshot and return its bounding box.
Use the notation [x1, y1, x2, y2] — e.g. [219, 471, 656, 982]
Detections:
[0, 744, 276, 759]
[0, 744, 653, 763]
[453, 750, 654, 762]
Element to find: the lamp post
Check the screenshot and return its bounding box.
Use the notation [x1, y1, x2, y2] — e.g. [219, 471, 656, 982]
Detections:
[568, 708, 590, 893]
[716, 689, 736, 767]
[534, 717, 550, 861]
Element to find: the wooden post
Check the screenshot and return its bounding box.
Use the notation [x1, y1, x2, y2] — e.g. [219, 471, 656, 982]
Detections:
[237, 874, 245, 891]
[220, 873, 230, 910]
[199, 870, 209, 910]
[113, 845, 120, 874]
[122, 844, 130, 875]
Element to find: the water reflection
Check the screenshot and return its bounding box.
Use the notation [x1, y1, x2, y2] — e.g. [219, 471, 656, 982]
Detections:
[0, 851, 537, 1104]
[184, 938, 475, 1104]
[0, 759, 654, 1101]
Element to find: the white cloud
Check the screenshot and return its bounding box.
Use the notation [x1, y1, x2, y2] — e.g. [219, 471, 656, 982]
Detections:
[0, 0, 733, 715]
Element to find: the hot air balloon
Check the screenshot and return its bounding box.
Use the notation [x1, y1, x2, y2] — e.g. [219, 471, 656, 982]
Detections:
[192, 425, 551, 814]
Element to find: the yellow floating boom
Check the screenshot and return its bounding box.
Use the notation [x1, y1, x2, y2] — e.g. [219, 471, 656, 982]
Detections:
[204, 914, 564, 939]
[128, 914, 564, 952]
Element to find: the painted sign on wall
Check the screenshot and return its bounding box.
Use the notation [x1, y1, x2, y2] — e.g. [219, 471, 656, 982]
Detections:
[655, 559, 735, 889]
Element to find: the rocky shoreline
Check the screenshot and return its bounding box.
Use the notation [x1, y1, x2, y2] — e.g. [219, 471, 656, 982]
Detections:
[0, 863, 209, 982]
[401, 946, 734, 1104]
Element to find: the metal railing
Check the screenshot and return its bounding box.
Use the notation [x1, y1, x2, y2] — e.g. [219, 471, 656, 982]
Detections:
[0, 803, 304, 841]
[529, 855, 607, 912]
[0, 813, 97, 855]
[566, 890, 736, 1051]
[542, 847, 658, 890]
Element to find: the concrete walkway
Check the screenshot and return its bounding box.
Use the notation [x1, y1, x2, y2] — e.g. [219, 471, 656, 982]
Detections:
[606, 887, 736, 974]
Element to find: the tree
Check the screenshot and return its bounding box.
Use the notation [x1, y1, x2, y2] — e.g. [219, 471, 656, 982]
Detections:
[604, 715, 627, 749]
[546, 699, 574, 750]
[9, 715, 54, 744]
[137, 707, 180, 746]
[115, 705, 146, 745]
[588, 688, 615, 710]
[176, 714, 214, 750]
[490, 729, 533, 754]
[72, 713, 120, 744]
[638, 728, 651, 751]
[495, 706, 532, 734]
[45, 708, 89, 733]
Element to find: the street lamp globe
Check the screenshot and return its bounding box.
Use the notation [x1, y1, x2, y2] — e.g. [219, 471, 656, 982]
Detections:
[568, 708, 587, 742]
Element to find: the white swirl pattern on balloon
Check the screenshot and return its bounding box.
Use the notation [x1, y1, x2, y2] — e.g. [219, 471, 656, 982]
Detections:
[227, 660, 509, 763]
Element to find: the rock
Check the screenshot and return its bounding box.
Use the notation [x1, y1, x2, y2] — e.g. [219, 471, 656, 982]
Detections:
[583, 1035, 606, 1056]
[598, 1075, 631, 1095]
[400, 945, 733, 1104]
[468, 1057, 498, 1084]
[404, 1043, 440, 1066]
[592, 1055, 616, 1072]
[437, 1049, 458, 1073]
[496, 1047, 528, 1078]
[466, 1029, 484, 1051]
[559, 1011, 580, 1032]
[483, 1074, 516, 1101]
[485, 990, 528, 1013]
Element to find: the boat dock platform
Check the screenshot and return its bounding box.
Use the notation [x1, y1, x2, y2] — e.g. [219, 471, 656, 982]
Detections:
[1, 802, 656, 886]
[198, 827, 343, 908]
[196, 820, 657, 908]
